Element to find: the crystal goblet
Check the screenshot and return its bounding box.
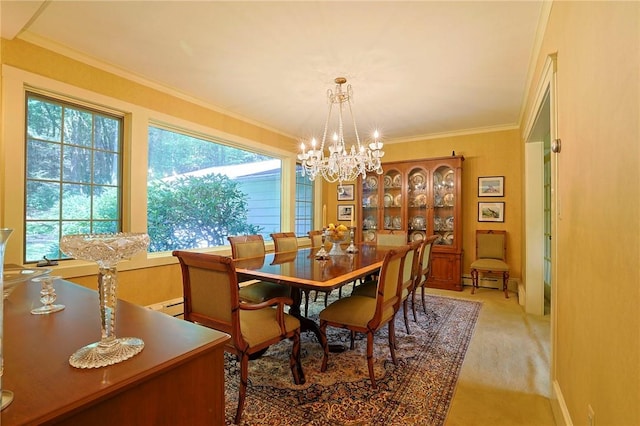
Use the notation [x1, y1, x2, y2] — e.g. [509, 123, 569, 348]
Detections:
[60, 233, 150, 369]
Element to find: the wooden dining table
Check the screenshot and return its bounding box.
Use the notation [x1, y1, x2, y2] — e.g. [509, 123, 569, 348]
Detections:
[234, 244, 393, 349]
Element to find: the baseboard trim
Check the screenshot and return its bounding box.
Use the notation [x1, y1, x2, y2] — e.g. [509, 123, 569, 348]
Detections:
[551, 379, 573, 426]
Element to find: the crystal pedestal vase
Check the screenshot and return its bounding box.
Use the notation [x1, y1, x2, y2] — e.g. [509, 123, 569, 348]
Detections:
[0, 228, 14, 410]
[60, 233, 150, 369]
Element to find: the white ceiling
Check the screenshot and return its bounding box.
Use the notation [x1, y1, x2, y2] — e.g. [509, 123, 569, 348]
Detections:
[2, 1, 545, 142]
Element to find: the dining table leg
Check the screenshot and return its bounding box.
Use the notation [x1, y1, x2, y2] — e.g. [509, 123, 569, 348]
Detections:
[289, 287, 345, 353]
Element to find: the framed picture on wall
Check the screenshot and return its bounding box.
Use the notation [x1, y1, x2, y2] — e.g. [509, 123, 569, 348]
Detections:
[478, 176, 504, 197]
[337, 184, 355, 201]
[337, 204, 355, 222]
[478, 202, 505, 222]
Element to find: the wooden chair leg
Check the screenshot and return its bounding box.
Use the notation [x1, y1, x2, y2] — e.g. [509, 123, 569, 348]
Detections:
[503, 271, 510, 298]
[350, 330, 356, 350]
[289, 329, 305, 385]
[236, 353, 250, 424]
[323, 291, 329, 307]
[471, 269, 478, 294]
[319, 321, 330, 372]
[421, 286, 427, 314]
[411, 289, 418, 322]
[388, 319, 398, 365]
[366, 332, 377, 388]
[403, 299, 411, 334]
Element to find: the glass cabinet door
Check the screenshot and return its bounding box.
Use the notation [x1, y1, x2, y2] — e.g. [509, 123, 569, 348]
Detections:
[382, 169, 402, 231]
[432, 165, 456, 246]
[361, 174, 379, 242]
[407, 166, 428, 242]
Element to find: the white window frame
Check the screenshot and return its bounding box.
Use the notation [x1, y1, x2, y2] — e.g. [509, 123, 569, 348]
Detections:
[1, 65, 297, 277]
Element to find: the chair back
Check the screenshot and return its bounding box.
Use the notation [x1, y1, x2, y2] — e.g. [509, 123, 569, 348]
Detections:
[376, 230, 407, 246]
[370, 245, 410, 328]
[172, 251, 243, 349]
[419, 235, 439, 284]
[402, 240, 423, 294]
[476, 230, 507, 261]
[308, 230, 324, 248]
[228, 234, 266, 259]
[271, 232, 298, 252]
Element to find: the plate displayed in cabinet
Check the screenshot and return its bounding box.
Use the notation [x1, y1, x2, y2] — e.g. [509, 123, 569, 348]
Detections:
[384, 215, 391, 228]
[445, 216, 454, 230]
[411, 231, 426, 242]
[412, 193, 427, 207]
[364, 230, 376, 242]
[392, 216, 402, 229]
[443, 232, 454, 245]
[364, 216, 377, 229]
[392, 174, 401, 187]
[383, 193, 393, 207]
[443, 170, 455, 186]
[433, 172, 443, 188]
[394, 194, 402, 206]
[365, 175, 378, 190]
[443, 193, 454, 206]
[410, 172, 426, 189]
[384, 175, 393, 188]
[367, 194, 378, 207]
[411, 215, 426, 229]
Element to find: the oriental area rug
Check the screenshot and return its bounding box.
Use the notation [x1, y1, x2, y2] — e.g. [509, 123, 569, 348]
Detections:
[224, 293, 481, 425]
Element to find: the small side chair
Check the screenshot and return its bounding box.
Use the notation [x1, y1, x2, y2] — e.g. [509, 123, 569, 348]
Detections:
[470, 230, 510, 298]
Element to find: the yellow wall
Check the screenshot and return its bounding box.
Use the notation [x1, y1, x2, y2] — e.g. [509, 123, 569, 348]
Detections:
[523, 2, 640, 425]
[325, 130, 523, 280]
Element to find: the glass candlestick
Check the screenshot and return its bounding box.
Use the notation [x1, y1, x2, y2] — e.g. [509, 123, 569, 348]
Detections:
[30, 275, 65, 315]
[60, 233, 149, 369]
[315, 227, 329, 260]
[346, 226, 358, 253]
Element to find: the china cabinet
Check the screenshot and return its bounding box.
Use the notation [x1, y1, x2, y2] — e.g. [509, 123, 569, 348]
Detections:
[358, 155, 464, 291]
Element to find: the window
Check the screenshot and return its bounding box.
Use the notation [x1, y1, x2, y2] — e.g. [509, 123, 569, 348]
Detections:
[295, 164, 314, 235]
[147, 125, 281, 252]
[25, 92, 123, 263]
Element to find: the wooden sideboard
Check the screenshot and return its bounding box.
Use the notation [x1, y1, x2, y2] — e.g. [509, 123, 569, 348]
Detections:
[2, 278, 230, 425]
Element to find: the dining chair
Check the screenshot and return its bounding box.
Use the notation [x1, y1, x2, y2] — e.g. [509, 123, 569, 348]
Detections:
[412, 235, 439, 318]
[307, 229, 341, 308]
[470, 230, 510, 298]
[172, 251, 305, 425]
[375, 229, 408, 246]
[318, 245, 409, 388]
[352, 239, 421, 336]
[270, 232, 298, 252]
[228, 235, 291, 303]
[270, 232, 315, 316]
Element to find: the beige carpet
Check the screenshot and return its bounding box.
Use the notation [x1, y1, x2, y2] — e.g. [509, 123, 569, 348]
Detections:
[224, 293, 481, 425]
[432, 286, 556, 426]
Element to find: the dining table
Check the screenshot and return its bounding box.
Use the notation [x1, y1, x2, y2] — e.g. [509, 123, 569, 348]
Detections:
[234, 244, 394, 350]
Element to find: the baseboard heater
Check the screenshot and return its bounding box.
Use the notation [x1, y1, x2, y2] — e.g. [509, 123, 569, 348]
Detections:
[146, 297, 184, 318]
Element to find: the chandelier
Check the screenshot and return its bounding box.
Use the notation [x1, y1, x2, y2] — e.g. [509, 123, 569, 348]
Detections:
[297, 77, 384, 185]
